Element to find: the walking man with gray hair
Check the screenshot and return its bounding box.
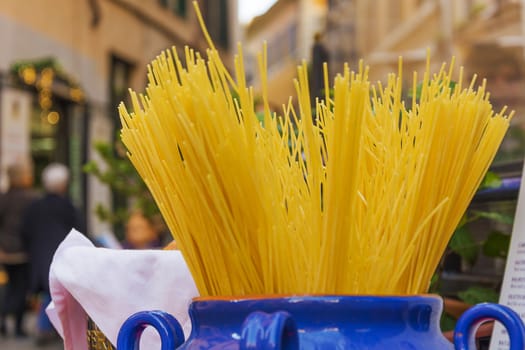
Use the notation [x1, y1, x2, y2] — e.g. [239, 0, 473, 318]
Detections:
[21, 163, 85, 345]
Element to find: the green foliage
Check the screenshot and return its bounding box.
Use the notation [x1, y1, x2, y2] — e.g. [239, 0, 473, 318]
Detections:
[428, 273, 440, 293]
[483, 231, 511, 259]
[83, 140, 162, 229]
[449, 211, 513, 265]
[495, 127, 525, 162]
[440, 312, 457, 332]
[407, 81, 457, 102]
[439, 170, 513, 328]
[449, 225, 478, 265]
[458, 286, 499, 305]
[448, 170, 513, 265]
[471, 211, 514, 225]
[480, 171, 503, 189]
[10, 57, 81, 87]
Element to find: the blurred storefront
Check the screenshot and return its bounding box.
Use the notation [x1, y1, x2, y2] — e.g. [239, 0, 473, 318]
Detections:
[0, 0, 239, 235]
[1, 58, 88, 215]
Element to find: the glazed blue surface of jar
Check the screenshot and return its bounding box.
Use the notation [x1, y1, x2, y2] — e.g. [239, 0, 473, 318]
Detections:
[117, 295, 525, 350]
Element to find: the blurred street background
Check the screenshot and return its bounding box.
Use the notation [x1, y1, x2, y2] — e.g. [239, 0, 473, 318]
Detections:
[0, 273, 61, 349]
[0, 0, 522, 240]
[0, 0, 524, 348]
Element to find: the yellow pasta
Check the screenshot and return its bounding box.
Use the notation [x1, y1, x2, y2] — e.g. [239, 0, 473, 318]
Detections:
[119, 6, 512, 296]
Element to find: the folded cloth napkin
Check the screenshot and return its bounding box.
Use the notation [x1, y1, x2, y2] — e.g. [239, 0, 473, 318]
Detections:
[47, 229, 199, 350]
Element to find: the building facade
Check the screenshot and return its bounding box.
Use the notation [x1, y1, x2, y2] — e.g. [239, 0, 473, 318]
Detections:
[243, 0, 327, 108]
[325, 0, 525, 163]
[324, 0, 525, 295]
[0, 0, 238, 235]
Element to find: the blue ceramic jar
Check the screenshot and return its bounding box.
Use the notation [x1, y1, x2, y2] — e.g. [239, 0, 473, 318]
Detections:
[117, 295, 525, 350]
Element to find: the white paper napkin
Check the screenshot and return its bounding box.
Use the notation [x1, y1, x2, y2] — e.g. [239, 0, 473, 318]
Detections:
[47, 229, 199, 350]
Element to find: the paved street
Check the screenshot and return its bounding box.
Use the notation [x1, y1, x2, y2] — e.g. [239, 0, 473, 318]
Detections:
[0, 312, 63, 350]
[0, 280, 63, 350]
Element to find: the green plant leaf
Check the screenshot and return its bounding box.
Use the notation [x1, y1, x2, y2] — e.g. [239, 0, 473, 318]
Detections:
[429, 273, 440, 293]
[95, 142, 113, 159]
[471, 210, 514, 225]
[458, 286, 499, 305]
[456, 214, 468, 229]
[95, 204, 111, 222]
[407, 82, 423, 101]
[483, 231, 511, 258]
[480, 171, 502, 190]
[449, 225, 478, 264]
[408, 81, 456, 102]
[84, 138, 164, 234]
[82, 161, 101, 177]
[440, 312, 457, 332]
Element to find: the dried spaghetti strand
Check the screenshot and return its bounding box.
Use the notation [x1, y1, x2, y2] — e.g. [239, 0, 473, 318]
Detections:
[119, 4, 512, 296]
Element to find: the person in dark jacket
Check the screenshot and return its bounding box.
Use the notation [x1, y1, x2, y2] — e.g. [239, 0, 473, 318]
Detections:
[21, 163, 84, 344]
[0, 160, 37, 337]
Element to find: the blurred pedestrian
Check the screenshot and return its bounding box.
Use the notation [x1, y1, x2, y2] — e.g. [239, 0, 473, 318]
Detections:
[0, 159, 37, 338]
[21, 163, 84, 345]
[121, 211, 163, 249]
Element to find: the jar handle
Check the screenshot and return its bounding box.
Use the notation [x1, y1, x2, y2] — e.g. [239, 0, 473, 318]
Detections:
[240, 311, 299, 350]
[116, 310, 185, 350]
[453, 303, 525, 350]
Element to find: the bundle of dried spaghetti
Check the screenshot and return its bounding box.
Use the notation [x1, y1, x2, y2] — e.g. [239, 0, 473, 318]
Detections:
[119, 30, 511, 296]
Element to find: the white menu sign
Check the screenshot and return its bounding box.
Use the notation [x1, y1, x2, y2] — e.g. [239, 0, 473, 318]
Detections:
[0, 88, 31, 191]
[490, 160, 525, 350]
